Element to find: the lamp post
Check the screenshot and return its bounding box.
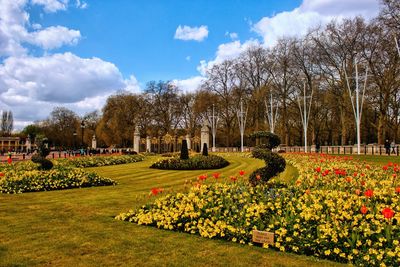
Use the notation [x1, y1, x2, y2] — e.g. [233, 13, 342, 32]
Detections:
[73, 131, 77, 150]
[80, 121, 85, 148]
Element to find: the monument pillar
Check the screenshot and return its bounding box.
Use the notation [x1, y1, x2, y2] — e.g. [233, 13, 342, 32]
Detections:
[186, 134, 191, 150]
[91, 135, 97, 149]
[133, 126, 140, 153]
[200, 120, 210, 152]
[146, 136, 151, 152]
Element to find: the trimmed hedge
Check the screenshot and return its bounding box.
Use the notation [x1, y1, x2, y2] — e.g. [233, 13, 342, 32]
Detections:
[150, 154, 229, 170]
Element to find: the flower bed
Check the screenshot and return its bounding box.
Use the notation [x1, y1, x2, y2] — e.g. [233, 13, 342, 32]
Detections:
[117, 154, 400, 266]
[59, 154, 145, 168]
[150, 154, 229, 170]
[0, 161, 116, 194]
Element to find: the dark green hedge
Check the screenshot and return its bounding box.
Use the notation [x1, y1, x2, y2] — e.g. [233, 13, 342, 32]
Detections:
[150, 154, 229, 170]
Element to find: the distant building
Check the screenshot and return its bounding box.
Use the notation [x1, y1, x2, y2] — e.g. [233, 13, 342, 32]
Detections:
[0, 137, 26, 152]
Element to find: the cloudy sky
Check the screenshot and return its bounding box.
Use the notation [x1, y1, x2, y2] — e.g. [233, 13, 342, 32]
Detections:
[0, 0, 380, 129]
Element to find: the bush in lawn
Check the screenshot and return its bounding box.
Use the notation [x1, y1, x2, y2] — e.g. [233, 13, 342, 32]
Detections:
[249, 132, 285, 185]
[202, 143, 208, 156]
[150, 154, 229, 170]
[180, 140, 189, 160]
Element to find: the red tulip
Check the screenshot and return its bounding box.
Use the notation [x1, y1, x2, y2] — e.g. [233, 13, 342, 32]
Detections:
[7, 157, 12, 164]
[364, 189, 374, 198]
[150, 188, 163, 196]
[212, 173, 220, 179]
[360, 205, 368, 214]
[230, 176, 237, 182]
[395, 187, 400, 194]
[198, 174, 207, 181]
[315, 167, 321, 173]
[383, 166, 388, 171]
[239, 170, 245, 176]
[382, 207, 395, 219]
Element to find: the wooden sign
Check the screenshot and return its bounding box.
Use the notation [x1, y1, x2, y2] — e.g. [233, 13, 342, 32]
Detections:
[252, 230, 274, 245]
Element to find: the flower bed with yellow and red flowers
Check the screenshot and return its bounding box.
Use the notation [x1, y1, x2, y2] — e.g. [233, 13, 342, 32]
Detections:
[117, 154, 400, 266]
[0, 160, 116, 194]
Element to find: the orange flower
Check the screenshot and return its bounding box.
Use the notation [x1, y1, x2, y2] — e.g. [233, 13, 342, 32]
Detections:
[355, 189, 361, 195]
[364, 189, 373, 198]
[345, 176, 352, 183]
[360, 205, 368, 215]
[395, 187, 400, 194]
[382, 207, 395, 219]
[230, 176, 237, 182]
[256, 174, 261, 181]
[239, 170, 245, 176]
[305, 189, 310, 195]
[0, 172, 4, 177]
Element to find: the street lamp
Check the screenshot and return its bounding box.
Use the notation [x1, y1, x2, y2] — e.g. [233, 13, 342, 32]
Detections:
[73, 131, 77, 150]
[80, 121, 85, 148]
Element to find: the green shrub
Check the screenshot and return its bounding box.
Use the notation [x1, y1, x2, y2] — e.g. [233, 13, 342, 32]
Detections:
[180, 140, 189, 160]
[249, 132, 285, 185]
[150, 154, 229, 170]
[38, 158, 54, 170]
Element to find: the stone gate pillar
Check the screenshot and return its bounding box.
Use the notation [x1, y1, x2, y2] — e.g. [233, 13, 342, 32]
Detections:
[186, 134, 191, 150]
[133, 126, 140, 153]
[146, 136, 151, 152]
[91, 135, 97, 149]
[200, 120, 210, 152]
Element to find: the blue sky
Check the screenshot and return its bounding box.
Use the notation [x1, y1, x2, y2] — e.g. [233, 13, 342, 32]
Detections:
[28, 0, 302, 82]
[0, 0, 380, 128]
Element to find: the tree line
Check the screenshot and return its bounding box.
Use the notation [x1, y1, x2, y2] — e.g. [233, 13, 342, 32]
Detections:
[19, 0, 400, 148]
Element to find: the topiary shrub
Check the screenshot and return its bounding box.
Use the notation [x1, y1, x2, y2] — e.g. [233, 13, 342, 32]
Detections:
[180, 140, 189, 160]
[249, 132, 286, 185]
[202, 143, 208, 156]
[150, 154, 229, 170]
[31, 136, 53, 170]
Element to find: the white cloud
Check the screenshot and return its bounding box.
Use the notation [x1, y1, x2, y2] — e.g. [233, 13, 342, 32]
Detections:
[31, 0, 68, 13]
[197, 39, 260, 75]
[185, 55, 191, 61]
[225, 31, 238, 40]
[174, 25, 209, 42]
[75, 0, 88, 9]
[0, 53, 141, 125]
[253, 0, 380, 47]
[0, 0, 81, 56]
[171, 76, 205, 93]
[29, 26, 81, 50]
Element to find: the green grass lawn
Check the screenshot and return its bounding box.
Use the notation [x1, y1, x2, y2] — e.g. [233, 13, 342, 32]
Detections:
[0, 155, 345, 267]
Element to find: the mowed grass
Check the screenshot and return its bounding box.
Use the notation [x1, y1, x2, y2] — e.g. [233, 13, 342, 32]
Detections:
[0, 155, 345, 267]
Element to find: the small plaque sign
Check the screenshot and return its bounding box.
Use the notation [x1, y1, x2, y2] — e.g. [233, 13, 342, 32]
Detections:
[252, 230, 274, 245]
